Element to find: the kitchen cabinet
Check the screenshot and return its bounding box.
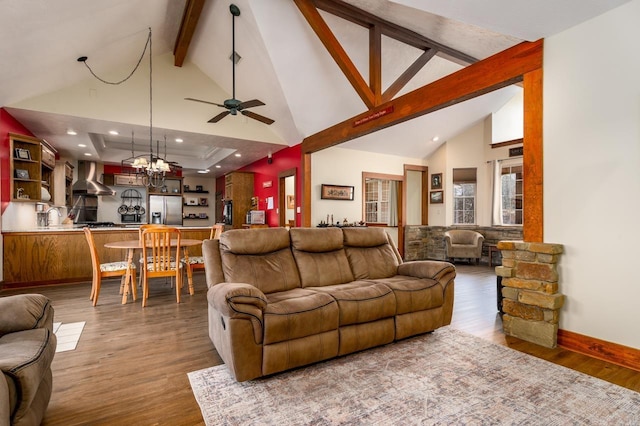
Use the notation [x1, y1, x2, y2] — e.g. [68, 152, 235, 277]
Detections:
[224, 172, 254, 229]
[54, 160, 74, 208]
[103, 173, 146, 187]
[41, 142, 56, 202]
[148, 176, 182, 195]
[9, 133, 44, 201]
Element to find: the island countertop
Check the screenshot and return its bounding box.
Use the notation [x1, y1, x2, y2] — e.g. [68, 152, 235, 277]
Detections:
[1, 226, 214, 289]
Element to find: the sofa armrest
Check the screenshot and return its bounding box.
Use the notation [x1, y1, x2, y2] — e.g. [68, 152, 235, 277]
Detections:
[398, 261, 456, 283]
[208, 283, 267, 320]
[0, 374, 9, 426]
[0, 294, 53, 337]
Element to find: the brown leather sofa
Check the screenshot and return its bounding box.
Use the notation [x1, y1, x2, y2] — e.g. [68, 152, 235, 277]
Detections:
[203, 227, 455, 382]
[0, 294, 56, 426]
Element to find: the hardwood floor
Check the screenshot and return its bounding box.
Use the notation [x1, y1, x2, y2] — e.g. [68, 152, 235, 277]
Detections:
[2, 264, 638, 425]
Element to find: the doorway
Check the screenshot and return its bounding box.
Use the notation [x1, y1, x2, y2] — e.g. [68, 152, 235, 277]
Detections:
[278, 168, 297, 227]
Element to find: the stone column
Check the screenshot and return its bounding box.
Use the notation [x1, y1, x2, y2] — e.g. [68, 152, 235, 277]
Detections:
[495, 241, 564, 348]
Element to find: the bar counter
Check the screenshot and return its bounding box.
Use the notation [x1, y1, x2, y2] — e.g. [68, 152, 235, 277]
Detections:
[2, 226, 213, 289]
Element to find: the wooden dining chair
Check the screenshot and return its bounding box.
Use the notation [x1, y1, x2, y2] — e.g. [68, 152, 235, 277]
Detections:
[181, 224, 224, 290]
[137, 224, 173, 287]
[140, 226, 182, 307]
[84, 227, 137, 306]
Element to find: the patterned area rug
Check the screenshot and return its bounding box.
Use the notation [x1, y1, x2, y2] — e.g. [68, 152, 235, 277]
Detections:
[188, 327, 639, 425]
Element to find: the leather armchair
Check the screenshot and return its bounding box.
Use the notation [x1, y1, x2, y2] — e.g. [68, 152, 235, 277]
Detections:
[444, 230, 484, 264]
[0, 294, 56, 426]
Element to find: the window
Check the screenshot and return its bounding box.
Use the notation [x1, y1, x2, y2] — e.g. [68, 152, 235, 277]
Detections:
[453, 168, 477, 224]
[364, 178, 390, 223]
[501, 164, 523, 225]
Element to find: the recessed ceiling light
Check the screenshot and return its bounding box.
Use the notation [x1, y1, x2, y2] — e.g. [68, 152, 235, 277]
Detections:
[234, 153, 241, 157]
[108, 130, 119, 135]
[84, 153, 92, 156]
[175, 138, 183, 143]
[78, 144, 87, 148]
[215, 165, 221, 169]
[67, 130, 77, 136]
[432, 136, 439, 142]
[197, 169, 210, 174]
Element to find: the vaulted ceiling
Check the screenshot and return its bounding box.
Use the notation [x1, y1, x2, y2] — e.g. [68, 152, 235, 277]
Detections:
[0, 0, 629, 176]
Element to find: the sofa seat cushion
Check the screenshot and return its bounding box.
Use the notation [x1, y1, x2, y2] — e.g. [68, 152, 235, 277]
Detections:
[0, 328, 56, 422]
[263, 289, 339, 345]
[308, 281, 396, 325]
[370, 275, 443, 315]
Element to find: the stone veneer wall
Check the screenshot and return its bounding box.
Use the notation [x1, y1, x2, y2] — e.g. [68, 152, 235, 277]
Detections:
[495, 241, 564, 348]
[404, 226, 523, 262]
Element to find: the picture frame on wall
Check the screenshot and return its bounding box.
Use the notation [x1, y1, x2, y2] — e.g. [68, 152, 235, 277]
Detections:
[430, 190, 443, 204]
[321, 184, 354, 201]
[431, 173, 442, 190]
[286, 195, 295, 209]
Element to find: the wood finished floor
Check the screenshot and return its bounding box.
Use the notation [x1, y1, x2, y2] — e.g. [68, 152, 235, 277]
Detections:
[2, 264, 639, 425]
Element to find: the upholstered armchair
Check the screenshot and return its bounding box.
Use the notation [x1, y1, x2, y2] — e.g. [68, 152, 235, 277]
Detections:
[444, 230, 484, 264]
[1, 294, 57, 426]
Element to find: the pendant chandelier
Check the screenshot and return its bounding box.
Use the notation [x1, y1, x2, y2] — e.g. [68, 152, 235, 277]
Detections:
[79, 27, 176, 188]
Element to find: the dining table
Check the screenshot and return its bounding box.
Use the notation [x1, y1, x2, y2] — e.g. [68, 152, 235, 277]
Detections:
[104, 238, 203, 304]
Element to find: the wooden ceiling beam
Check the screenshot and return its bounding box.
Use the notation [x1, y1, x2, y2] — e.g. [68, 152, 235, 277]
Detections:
[294, 0, 375, 109]
[173, 0, 205, 67]
[313, 0, 477, 64]
[370, 24, 382, 105]
[382, 48, 437, 103]
[301, 40, 543, 155]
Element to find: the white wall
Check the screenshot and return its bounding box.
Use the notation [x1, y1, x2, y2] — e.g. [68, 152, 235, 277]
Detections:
[492, 89, 523, 143]
[544, 0, 640, 348]
[311, 146, 426, 245]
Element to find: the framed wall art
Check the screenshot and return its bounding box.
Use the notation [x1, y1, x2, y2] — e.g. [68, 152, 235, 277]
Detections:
[430, 190, 443, 204]
[431, 173, 442, 190]
[321, 184, 354, 201]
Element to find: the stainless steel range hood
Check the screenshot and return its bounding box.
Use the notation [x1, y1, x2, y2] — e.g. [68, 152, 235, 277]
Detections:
[72, 161, 115, 196]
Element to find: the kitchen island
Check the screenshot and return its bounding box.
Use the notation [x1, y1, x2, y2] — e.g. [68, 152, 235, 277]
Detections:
[2, 226, 213, 288]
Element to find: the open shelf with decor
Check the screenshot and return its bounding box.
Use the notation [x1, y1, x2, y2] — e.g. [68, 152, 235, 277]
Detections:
[10, 133, 44, 201]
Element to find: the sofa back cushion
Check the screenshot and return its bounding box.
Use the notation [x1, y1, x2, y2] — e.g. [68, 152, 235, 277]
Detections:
[343, 228, 400, 279]
[290, 228, 355, 287]
[219, 228, 301, 294]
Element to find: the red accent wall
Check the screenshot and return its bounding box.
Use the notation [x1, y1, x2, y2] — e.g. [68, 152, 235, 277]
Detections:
[232, 144, 302, 227]
[0, 108, 36, 214]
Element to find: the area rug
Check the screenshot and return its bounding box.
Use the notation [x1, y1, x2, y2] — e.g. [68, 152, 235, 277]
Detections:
[53, 321, 85, 353]
[188, 327, 639, 425]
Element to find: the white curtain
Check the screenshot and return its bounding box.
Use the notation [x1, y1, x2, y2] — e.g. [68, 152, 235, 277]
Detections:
[491, 160, 503, 225]
[388, 181, 399, 226]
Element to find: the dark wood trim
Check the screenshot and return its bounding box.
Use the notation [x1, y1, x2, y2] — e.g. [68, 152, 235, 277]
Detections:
[278, 168, 298, 227]
[558, 329, 640, 372]
[313, 0, 477, 64]
[293, 0, 375, 109]
[173, 0, 205, 67]
[491, 138, 523, 149]
[523, 68, 543, 242]
[302, 153, 312, 227]
[301, 40, 542, 155]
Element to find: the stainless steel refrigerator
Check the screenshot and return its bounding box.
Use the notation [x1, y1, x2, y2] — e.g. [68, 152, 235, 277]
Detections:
[148, 195, 183, 225]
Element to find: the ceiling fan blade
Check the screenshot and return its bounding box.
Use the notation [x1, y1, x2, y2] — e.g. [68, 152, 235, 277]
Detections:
[185, 97, 226, 108]
[208, 111, 231, 123]
[241, 110, 275, 125]
[237, 99, 265, 110]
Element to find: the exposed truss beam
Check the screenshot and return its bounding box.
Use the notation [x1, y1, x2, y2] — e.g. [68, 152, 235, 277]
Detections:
[294, 0, 376, 109]
[294, 0, 477, 109]
[173, 0, 205, 67]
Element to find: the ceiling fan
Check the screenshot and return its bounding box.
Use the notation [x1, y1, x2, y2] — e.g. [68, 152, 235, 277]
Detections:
[185, 4, 274, 125]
